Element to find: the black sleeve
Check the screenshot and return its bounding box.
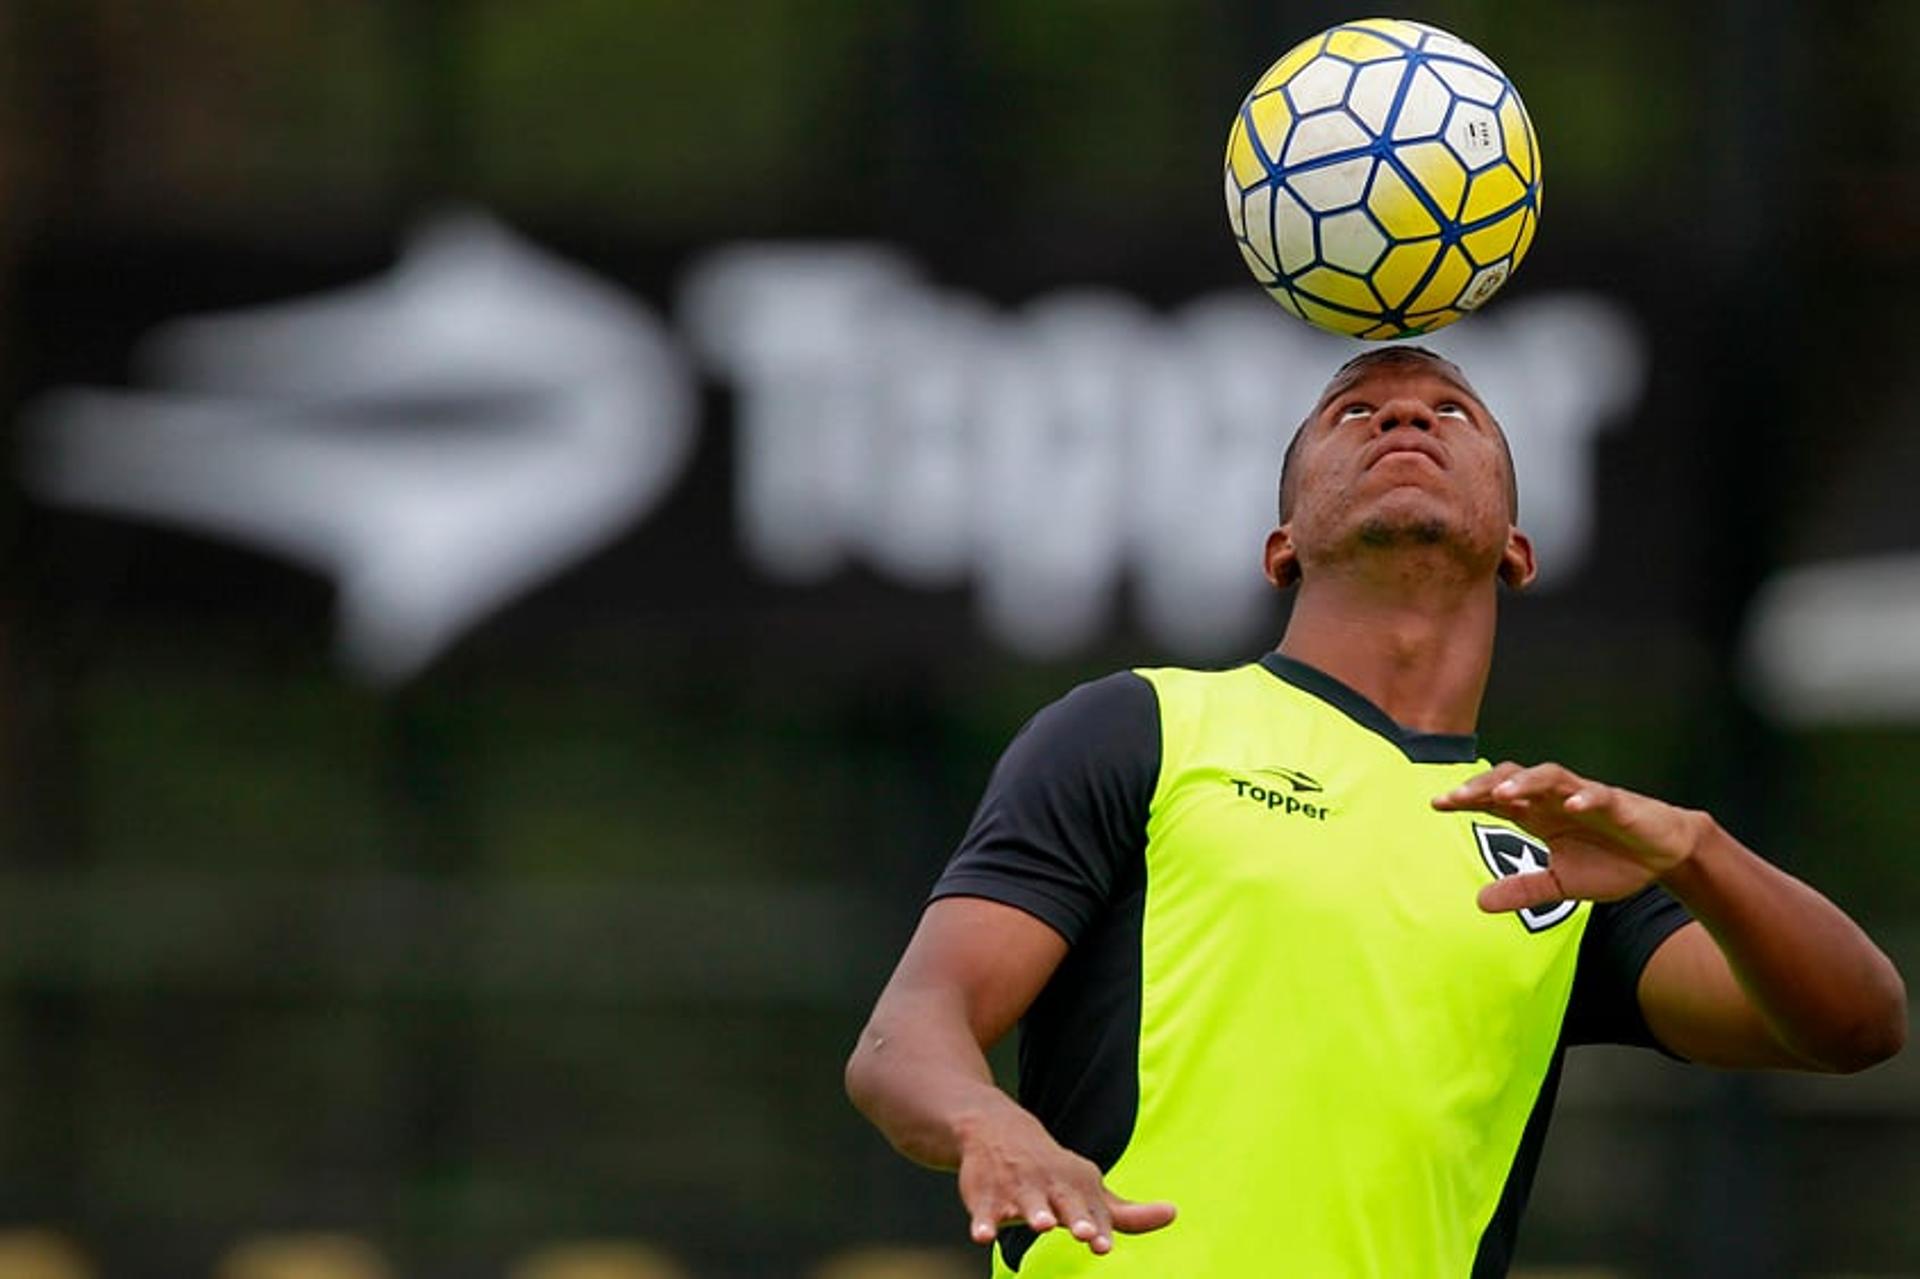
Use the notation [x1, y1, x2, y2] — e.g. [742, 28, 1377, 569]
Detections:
[928, 671, 1160, 945]
[1564, 882, 1695, 1051]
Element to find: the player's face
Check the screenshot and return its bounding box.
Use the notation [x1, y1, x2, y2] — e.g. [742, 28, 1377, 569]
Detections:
[1273, 363, 1530, 587]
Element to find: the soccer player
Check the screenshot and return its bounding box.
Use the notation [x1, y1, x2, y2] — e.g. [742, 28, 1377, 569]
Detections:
[843, 347, 1908, 1277]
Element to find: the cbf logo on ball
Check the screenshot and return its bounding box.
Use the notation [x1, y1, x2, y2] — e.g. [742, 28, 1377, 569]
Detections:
[1224, 18, 1542, 339]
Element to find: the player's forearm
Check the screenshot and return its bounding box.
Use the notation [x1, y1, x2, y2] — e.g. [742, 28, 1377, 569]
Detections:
[1661, 818, 1907, 1072]
[845, 1004, 1034, 1170]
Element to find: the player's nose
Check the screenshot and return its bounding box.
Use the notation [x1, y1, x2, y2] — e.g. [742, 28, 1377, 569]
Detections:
[1376, 396, 1435, 432]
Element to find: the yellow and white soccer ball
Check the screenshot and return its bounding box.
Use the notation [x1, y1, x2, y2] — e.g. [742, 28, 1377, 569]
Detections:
[1224, 18, 1541, 340]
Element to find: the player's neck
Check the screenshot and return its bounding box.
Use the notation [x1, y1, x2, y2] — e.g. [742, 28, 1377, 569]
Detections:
[1276, 572, 1496, 737]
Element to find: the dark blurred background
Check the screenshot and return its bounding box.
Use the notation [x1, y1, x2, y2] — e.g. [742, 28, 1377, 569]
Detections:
[0, 2, 1915, 1277]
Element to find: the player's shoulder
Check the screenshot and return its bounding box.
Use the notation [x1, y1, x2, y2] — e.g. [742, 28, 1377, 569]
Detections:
[987, 670, 1162, 797]
[1029, 668, 1160, 737]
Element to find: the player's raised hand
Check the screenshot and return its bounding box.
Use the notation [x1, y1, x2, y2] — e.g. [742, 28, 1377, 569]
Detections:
[1432, 762, 1711, 913]
[956, 1107, 1176, 1255]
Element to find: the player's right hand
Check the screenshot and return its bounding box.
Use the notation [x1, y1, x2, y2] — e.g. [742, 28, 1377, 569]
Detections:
[955, 1107, 1177, 1255]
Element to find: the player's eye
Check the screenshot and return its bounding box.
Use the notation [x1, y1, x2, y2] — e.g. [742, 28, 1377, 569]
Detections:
[1337, 403, 1373, 421]
[1435, 402, 1470, 420]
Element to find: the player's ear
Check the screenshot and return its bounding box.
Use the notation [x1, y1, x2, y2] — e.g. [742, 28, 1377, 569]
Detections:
[1498, 526, 1536, 590]
[1265, 525, 1300, 589]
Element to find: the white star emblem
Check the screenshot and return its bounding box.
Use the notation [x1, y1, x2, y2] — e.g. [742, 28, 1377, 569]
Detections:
[1504, 844, 1546, 876]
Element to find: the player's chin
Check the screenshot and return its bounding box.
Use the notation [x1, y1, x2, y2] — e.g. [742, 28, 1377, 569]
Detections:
[1352, 503, 1458, 550]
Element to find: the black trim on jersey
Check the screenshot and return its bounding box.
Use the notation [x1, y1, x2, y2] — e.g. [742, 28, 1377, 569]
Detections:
[1566, 883, 1695, 1051]
[1471, 1044, 1566, 1278]
[1258, 653, 1480, 763]
[1472, 884, 1694, 1274]
[930, 671, 1159, 945]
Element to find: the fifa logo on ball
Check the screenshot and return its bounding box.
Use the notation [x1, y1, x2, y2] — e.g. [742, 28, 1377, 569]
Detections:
[1224, 18, 1543, 340]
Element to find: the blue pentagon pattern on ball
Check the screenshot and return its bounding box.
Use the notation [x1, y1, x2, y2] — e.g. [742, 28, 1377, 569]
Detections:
[1224, 18, 1542, 340]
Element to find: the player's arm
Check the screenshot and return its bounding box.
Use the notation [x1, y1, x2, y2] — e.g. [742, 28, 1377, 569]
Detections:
[1635, 826, 1906, 1071]
[848, 671, 1176, 1253]
[1435, 762, 1906, 1073]
[845, 896, 1176, 1253]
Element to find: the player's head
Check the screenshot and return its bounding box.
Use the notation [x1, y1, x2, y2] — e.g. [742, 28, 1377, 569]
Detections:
[1265, 346, 1533, 591]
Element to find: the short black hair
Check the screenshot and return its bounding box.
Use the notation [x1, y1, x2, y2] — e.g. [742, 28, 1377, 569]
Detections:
[1276, 345, 1518, 522]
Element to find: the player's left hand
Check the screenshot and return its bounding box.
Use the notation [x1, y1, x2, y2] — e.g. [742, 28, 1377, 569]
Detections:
[1432, 762, 1711, 913]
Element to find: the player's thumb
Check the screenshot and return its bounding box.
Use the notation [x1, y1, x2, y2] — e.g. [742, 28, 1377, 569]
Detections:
[1104, 1193, 1177, 1236]
[1477, 872, 1561, 914]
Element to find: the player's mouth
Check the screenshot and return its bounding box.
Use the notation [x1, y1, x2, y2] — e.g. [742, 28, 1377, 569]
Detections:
[1363, 435, 1446, 471]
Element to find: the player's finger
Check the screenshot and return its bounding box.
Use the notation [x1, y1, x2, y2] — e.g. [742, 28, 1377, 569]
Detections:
[1050, 1187, 1108, 1252]
[1431, 760, 1524, 809]
[1018, 1192, 1058, 1234]
[1452, 760, 1527, 795]
[1562, 782, 1616, 818]
[1477, 870, 1564, 913]
[1489, 762, 1582, 804]
[1106, 1193, 1179, 1236]
[963, 1191, 1011, 1245]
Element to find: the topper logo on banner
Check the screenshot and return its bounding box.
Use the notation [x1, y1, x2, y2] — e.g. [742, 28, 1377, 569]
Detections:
[682, 245, 1647, 657]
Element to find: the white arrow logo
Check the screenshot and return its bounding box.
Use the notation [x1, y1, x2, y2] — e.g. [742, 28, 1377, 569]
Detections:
[23, 212, 696, 683]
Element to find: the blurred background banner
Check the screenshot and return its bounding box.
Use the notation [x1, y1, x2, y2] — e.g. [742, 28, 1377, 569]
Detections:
[0, 3, 1914, 1277]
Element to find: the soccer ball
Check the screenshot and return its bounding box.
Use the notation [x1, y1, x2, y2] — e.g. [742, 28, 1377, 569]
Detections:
[1224, 18, 1541, 340]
